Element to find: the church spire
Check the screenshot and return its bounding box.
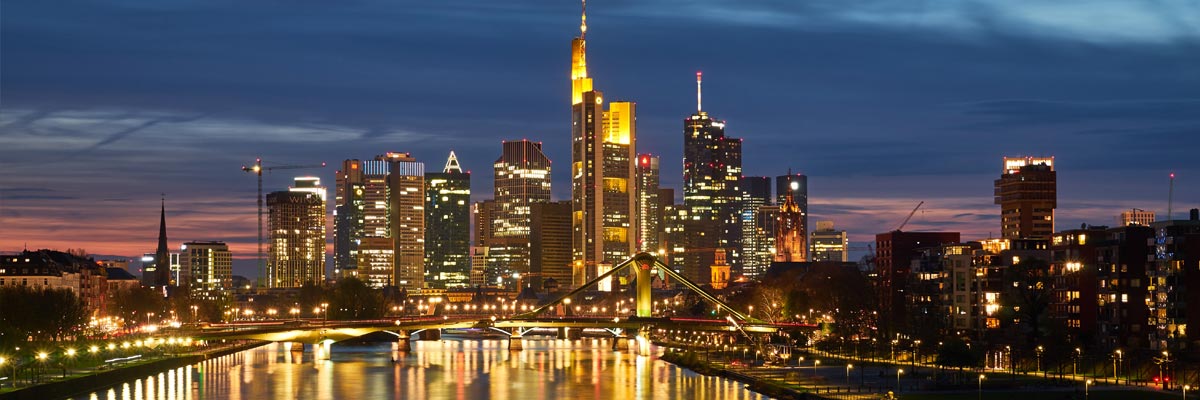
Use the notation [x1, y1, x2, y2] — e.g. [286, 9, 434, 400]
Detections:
[154, 194, 172, 286]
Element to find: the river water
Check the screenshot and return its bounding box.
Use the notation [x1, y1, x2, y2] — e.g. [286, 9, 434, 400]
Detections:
[73, 338, 768, 400]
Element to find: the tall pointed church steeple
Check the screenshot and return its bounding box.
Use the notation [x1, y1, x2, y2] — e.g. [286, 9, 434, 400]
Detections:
[154, 195, 172, 286]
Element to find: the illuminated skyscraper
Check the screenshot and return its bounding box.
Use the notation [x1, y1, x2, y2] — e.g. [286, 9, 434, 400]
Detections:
[266, 177, 327, 288]
[995, 156, 1056, 239]
[682, 72, 742, 283]
[740, 176, 772, 279]
[1119, 208, 1155, 226]
[570, 3, 637, 288]
[490, 140, 552, 290]
[636, 154, 660, 253]
[333, 152, 425, 289]
[424, 152, 471, 289]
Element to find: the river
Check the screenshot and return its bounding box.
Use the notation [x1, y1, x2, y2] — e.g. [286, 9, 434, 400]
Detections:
[72, 337, 769, 399]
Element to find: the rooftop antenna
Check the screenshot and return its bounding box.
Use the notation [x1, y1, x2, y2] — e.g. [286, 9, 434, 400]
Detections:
[696, 71, 702, 112]
[1168, 172, 1175, 221]
[580, 0, 587, 39]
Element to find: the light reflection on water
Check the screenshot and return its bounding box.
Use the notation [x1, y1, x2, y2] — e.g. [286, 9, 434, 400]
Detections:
[76, 338, 767, 400]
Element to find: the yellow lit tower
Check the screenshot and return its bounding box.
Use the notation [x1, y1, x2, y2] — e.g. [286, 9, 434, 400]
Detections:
[571, 0, 638, 288]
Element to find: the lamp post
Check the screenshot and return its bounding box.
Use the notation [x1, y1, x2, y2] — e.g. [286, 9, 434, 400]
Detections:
[1080, 345, 1089, 377]
[1036, 345, 1044, 374]
[320, 302, 329, 326]
[978, 374, 985, 400]
[1085, 379, 1093, 400]
[1184, 385, 1191, 400]
[1113, 349, 1122, 382]
[1157, 350, 1173, 390]
[897, 369, 904, 392]
[846, 364, 853, 386]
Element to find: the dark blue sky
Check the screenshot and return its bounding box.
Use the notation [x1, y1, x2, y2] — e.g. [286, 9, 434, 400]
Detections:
[2, 0, 1198, 276]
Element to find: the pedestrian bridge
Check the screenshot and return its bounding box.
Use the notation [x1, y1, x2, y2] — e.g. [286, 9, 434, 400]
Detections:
[193, 253, 815, 356]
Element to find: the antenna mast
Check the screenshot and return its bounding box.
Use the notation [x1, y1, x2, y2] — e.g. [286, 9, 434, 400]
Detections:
[580, 0, 587, 39]
[1168, 172, 1176, 221]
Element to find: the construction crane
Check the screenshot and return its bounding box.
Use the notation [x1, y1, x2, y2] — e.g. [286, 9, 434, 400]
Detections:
[242, 158, 327, 288]
[895, 201, 925, 231]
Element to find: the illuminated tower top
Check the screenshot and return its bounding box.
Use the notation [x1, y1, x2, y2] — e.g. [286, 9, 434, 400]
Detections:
[570, 0, 593, 104]
[696, 71, 702, 112]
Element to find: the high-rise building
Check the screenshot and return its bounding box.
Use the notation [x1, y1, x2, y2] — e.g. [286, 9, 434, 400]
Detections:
[995, 156, 1056, 239]
[180, 241, 232, 299]
[424, 152, 471, 289]
[333, 152, 425, 289]
[740, 176, 772, 278]
[1119, 208, 1155, 226]
[776, 172, 808, 259]
[266, 177, 327, 288]
[1149, 209, 1200, 352]
[144, 198, 172, 287]
[489, 140, 552, 290]
[636, 154, 661, 253]
[530, 201, 573, 291]
[570, 5, 637, 288]
[809, 221, 849, 262]
[875, 231, 961, 335]
[681, 72, 743, 284]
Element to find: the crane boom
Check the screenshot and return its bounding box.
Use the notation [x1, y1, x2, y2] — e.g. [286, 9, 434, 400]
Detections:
[896, 201, 924, 231]
[241, 158, 327, 288]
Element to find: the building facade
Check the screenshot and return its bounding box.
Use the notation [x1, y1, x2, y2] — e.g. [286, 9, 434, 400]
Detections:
[636, 154, 661, 254]
[1119, 208, 1156, 227]
[875, 231, 961, 335]
[570, 9, 637, 288]
[809, 221, 849, 262]
[180, 241, 232, 298]
[995, 156, 1056, 239]
[741, 176, 772, 279]
[681, 74, 743, 284]
[334, 153, 425, 289]
[530, 201, 573, 291]
[266, 177, 327, 288]
[424, 151, 471, 289]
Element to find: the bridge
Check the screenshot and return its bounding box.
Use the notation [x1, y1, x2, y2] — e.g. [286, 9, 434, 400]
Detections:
[194, 253, 813, 359]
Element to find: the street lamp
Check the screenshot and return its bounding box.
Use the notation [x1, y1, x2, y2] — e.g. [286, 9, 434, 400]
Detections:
[1085, 379, 1093, 400]
[1080, 345, 1089, 377]
[1113, 349, 1122, 381]
[1036, 345, 1044, 373]
[1184, 384, 1191, 400]
[978, 374, 986, 400]
[897, 369, 904, 392]
[846, 364, 853, 386]
[320, 302, 329, 325]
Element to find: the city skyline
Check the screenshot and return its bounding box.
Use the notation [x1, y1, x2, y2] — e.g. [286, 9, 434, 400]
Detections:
[3, 1, 1199, 279]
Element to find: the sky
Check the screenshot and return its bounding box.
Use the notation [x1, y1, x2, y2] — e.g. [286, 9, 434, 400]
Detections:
[2, 0, 1199, 278]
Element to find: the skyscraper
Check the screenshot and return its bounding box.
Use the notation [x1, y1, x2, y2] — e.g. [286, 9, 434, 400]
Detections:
[333, 152, 425, 289]
[636, 154, 660, 253]
[490, 140, 552, 290]
[425, 152, 471, 289]
[995, 156, 1056, 239]
[180, 241, 232, 299]
[682, 72, 743, 283]
[530, 201, 573, 291]
[740, 176, 772, 279]
[570, 4, 637, 288]
[266, 177, 327, 288]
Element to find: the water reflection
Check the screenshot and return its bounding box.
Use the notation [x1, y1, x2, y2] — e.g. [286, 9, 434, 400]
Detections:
[77, 338, 766, 400]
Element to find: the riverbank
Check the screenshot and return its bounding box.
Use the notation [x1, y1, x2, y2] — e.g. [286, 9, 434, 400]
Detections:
[659, 350, 826, 400]
[0, 340, 265, 400]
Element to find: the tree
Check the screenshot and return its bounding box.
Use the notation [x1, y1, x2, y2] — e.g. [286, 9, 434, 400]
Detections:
[327, 277, 385, 320]
[0, 286, 87, 343]
[998, 258, 1054, 348]
[111, 286, 166, 328]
